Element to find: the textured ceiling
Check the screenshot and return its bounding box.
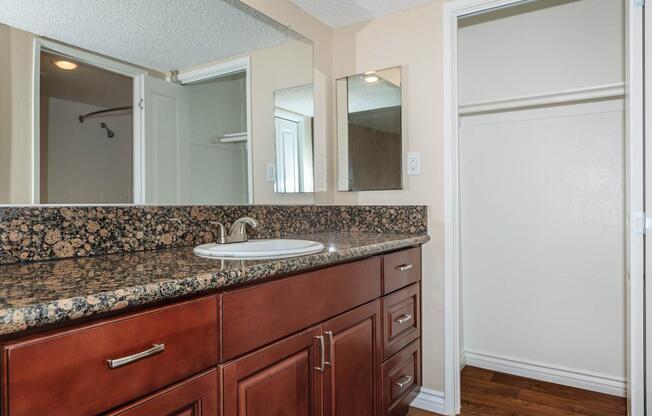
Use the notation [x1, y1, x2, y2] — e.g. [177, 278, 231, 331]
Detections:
[0, 0, 301, 71]
[290, 0, 432, 28]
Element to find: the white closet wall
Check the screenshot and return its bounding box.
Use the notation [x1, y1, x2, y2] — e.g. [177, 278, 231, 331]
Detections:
[459, 0, 626, 395]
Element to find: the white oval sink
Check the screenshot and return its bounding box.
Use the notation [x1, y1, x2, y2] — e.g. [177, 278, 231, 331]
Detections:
[193, 239, 325, 260]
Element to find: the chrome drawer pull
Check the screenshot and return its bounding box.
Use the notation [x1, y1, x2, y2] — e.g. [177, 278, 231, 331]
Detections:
[395, 375, 413, 388]
[395, 314, 413, 324]
[395, 264, 413, 272]
[324, 331, 334, 367]
[107, 343, 165, 369]
[314, 336, 325, 372]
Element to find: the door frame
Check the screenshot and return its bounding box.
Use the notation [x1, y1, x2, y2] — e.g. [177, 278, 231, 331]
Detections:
[176, 56, 254, 204]
[32, 39, 146, 204]
[441, 0, 646, 415]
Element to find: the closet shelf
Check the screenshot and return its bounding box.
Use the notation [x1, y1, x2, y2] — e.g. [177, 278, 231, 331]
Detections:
[458, 83, 625, 116]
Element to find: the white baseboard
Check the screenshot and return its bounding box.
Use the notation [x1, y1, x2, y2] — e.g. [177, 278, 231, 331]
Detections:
[410, 387, 446, 415]
[464, 350, 626, 397]
[459, 350, 467, 370]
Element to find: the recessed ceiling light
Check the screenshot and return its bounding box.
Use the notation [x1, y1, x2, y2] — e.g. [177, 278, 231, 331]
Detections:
[363, 71, 379, 83]
[54, 60, 78, 70]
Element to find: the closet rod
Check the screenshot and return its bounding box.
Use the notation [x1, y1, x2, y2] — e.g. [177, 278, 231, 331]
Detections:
[79, 106, 132, 123]
[459, 83, 625, 116]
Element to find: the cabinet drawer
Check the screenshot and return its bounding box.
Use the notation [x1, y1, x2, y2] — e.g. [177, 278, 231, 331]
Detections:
[220, 256, 381, 361]
[4, 296, 218, 416]
[106, 368, 218, 416]
[381, 339, 421, 416]
[383, 247, 421, 294]
[382, 283, 420, 360]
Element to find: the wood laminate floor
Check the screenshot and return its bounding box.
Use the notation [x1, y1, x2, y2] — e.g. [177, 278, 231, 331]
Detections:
[407, 366, 626, 416]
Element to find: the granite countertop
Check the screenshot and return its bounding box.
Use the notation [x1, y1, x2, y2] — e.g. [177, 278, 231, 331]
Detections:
[0, 232, 429, 337]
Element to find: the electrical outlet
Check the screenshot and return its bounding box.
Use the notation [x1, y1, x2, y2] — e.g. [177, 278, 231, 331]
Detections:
[407, 152, 421, 175]
[266, 162, 275, 182]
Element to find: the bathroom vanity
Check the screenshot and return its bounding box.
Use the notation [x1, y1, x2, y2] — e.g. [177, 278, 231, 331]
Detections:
[0, 231, 426, 416]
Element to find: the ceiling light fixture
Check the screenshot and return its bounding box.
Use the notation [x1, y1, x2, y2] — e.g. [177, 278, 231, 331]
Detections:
[54, 60, 78, 70]
[362, 71, 379, 83]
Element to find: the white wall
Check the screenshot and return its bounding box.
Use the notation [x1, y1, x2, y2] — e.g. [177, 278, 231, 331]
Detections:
[458, 0, 624, 105]
[187, 74, 248, 204]
[45, 97, 132, 203]
[459, 0, 626, 393]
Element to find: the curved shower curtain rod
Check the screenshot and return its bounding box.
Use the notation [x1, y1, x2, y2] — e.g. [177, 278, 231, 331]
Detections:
[78, 106, 133, 123]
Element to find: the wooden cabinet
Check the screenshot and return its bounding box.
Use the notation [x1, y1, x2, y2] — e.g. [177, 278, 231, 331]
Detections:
[382, 247, 421, 295]
[220, 256, 381, 361]
[1, 246, 423, 416]
[323, 300, 382, 416]
[221, 301, 383, 416]
[381, 340, 421, 416]
[2, 296, 218, 416]
[220, 325, 322, 416]
[106, 369, 218, 416]
[382, 283, 420, 360]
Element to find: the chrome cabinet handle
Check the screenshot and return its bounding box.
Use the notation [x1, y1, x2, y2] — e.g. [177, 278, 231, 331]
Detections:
[324, 330, 333, 367]
[395, 375, 413, 388]
[314, 336, 325, 372]
[395, 314, 413, 324]
[395, 264, 413, 272]
[107, 343, 165, 369]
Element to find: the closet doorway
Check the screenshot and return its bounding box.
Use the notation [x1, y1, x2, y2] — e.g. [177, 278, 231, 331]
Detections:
[442, 0, 644, 414]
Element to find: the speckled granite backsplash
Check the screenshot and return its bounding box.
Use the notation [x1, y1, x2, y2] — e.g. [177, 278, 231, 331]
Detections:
[0, 205, 427, 264]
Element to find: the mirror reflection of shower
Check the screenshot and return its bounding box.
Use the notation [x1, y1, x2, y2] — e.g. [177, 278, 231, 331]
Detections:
[39, 50, 134, 203]
[100, 123, 115, 138]
[78, 105, 133, 139]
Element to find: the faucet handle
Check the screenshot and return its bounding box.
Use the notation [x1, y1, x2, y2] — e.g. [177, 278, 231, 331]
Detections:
[210, 221, 227, 244]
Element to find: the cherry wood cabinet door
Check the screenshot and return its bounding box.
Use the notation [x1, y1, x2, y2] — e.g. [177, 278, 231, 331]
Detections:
[220, 325, 323, 416]
[322, 300, 382, 416]
[106, 369, 218, 416]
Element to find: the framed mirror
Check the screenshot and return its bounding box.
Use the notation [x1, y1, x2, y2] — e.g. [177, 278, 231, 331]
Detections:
[336, 66, 405, 192]
[0, 1, 315, 206]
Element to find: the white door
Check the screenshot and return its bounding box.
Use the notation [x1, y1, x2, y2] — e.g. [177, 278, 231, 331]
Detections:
[644, 1, 652, 414]
[274, 116, 300, 193]
[628, 0, 645, 415]
[141, 75, 190, 204]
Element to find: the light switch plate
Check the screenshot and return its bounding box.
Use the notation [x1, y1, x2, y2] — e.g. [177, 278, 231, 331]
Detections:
[407, 152, 421, 175]
[266, 162, 275, 182]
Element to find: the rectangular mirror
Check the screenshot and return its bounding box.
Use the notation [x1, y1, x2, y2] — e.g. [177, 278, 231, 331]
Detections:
[336, 66, 404, 192]
[0, 1, 315, 205]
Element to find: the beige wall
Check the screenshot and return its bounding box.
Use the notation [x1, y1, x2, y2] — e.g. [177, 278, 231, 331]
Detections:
[0, 25, 35, 204]
[331, 2, 445, 391]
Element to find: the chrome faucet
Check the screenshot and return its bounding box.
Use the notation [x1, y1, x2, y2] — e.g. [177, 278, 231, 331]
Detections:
[211, 217, 258, 244]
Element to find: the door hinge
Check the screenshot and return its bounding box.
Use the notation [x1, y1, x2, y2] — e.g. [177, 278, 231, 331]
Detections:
[634, 0, 644, 7]
[138, 99, 144, 110]
[635, 212, 652, 235]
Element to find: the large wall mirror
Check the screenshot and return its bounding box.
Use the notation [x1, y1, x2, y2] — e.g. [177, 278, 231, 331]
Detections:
[0, 1, 315, 205]
[336, 66, 405, 192]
